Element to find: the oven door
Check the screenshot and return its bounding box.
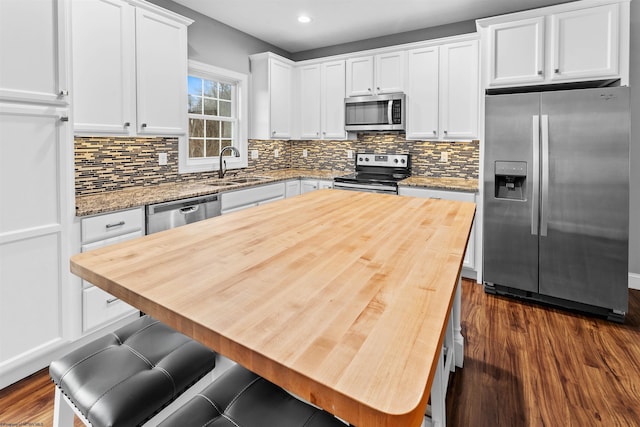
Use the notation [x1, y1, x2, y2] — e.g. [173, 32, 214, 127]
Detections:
[333, 181, 397, 194]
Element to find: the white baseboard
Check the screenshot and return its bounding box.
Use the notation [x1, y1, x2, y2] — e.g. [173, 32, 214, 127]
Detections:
[630, 272, 640, 290]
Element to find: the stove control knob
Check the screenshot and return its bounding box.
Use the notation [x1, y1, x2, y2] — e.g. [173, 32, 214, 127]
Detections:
[401, 159, 406, 164]
[359, 157, 363, 161]
[365, 157, 370, 162]
[394, 158, 399, 163]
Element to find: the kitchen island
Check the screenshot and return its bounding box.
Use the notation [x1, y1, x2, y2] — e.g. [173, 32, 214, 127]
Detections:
[70, 190, 476, 426]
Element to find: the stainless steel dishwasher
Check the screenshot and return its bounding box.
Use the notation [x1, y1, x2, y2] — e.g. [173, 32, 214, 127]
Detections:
[146, 194, 221, 234]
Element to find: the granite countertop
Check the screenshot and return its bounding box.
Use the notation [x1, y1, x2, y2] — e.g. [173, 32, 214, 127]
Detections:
[75, 168, 479, 217]
[399, 176, 479, 192]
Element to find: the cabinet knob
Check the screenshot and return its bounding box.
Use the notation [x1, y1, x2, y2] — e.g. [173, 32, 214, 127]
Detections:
[443, 130, 448, 134]
[367, 88, 372, 92]
[433, 130, 437, 135]
[60, 116, 69, 122]
[376, 87, 380, 91]
[58, 89, 69, 96]
[322, 131, 326, 135]
[554, 68, 560, 74]
[124, 122, 130, 127]
[141, 123, 147, 128]
[272, 130, 276, 136]
[537, 70, 543, 76]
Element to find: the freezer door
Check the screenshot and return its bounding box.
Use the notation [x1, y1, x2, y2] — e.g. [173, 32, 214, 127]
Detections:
[539, 87, 629, 312]
[483, 93, 540, 292]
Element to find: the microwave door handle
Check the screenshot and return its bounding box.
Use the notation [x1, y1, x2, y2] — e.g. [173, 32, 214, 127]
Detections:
[387, 100, 393, 125]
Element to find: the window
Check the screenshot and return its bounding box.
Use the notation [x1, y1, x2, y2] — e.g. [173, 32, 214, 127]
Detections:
[179, 61, 248, 173]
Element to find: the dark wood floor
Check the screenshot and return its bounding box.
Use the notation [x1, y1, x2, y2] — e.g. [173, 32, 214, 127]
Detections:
[2, 279, 639, 426]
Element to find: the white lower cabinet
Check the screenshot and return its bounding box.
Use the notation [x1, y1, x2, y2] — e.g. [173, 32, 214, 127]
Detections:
[399, 187, 477, 277]
[300, 179, 333, 194]
[80, 208, 143, 332]
[221, 182, 286, 214]
[285, 179, 301, 197]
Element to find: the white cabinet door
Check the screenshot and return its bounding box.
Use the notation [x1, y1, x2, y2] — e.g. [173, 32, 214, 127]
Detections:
[321, 60, 346, 139]
[406, 46, 440, 139]
[0, 104, 72, 385]
[135, 7, 188, 135]
[549, 4, 620, 82]
[487, 17, 546, 86]
[300, 180, 319, 193]
[269, 59, 293, 138]
[346, 56, 374, 96]
[0, 0, 69, 105]
[72, 0, 136, 135]
[285, 180, 301, 197]
[375, 51, 405, 94]
[299, 64, 322, 139]
[439, 40, 479, 140]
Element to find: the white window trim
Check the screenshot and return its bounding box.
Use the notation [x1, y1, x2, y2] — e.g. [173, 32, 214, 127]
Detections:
[179, 60, 248, 174]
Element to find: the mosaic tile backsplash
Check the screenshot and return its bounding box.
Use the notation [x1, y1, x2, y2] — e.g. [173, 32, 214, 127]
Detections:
[75, 134, 479, 196]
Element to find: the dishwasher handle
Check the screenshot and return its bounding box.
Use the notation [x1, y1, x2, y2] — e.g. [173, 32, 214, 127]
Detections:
[179, 205, 199, 214]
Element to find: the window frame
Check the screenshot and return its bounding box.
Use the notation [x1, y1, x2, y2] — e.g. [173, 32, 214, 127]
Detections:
[179, 60, 248, 174]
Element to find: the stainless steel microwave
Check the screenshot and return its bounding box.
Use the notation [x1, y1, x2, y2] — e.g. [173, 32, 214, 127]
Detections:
[344, 93, 406, 131]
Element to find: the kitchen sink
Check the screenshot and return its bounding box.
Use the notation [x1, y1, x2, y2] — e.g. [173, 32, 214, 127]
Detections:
[206, 181, 238, 187]
[228, 176, 270, 183]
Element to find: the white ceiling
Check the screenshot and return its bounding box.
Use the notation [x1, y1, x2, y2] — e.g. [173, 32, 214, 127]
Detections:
[172, 0, 570, 53]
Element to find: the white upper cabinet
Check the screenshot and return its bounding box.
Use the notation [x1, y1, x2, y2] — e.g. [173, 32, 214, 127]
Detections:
[72, 0, 191, 135]
[549, 4, 619, 82]
[439, 40, 479, 140]
[346, 51, 405, 96]
[0, 0, 70, 105]
[406, 46, 440, 139]
[250, 53, 294, 139]
[478, 0, 629, 88]
[406, 38, 479, 140]
[298, 60, 346, 140]
[485, 17, 546, 87]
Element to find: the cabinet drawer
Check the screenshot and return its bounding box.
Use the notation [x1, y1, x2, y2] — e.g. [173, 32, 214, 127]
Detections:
[221, 183, 285, 212]
[81, 207, 143, 244]
[399, 187, 475, 202]
[83, 286, 137, 332]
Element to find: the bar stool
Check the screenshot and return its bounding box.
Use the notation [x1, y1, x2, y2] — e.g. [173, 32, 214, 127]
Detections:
[159, 364, 349, 427]
[49, 315, 216, 427]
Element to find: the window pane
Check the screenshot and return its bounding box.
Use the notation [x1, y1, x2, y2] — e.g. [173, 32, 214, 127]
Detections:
[189, 139, 204, 158]
[219, 100, 231, 117]
[203, 98, 218, 115]
[204, 80, 218, 98]
[189, 118, 204, 137]
[221, 121, 232, 138]
[206, 140, 220, 157]
[188, 76, 202, 96]
[219, 83, 232, 100]
[188, 95, 202, 114]
[220, 140, 232, 151]
[206, 120, 220, 138]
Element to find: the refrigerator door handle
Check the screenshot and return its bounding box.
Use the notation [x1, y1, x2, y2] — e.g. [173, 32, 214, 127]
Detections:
[540, 114, 550, 237]
[532, 115, 540, 236]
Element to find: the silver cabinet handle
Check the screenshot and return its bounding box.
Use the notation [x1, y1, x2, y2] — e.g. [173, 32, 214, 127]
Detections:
[106, 297, 119, 304]
[105, 221, 125, 229]
[540, 114, 550, 237]
[141, 123, 147, 128]
[59, 90, 69, 96]
[531, 115, 540, 236]
[60, 116, 69, 122]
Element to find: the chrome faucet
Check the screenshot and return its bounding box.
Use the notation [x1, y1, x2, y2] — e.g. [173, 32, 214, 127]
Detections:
[218, 146, 241, 179]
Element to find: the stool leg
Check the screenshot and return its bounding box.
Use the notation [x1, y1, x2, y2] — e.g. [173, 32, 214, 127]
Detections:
[53, 387, 75, 427]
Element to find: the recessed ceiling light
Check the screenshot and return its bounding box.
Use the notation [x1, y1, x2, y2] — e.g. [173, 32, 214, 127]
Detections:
[298, 15, 311, 24]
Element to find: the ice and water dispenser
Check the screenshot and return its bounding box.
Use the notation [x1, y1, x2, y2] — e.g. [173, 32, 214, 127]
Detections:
[494, 161, 527, 200]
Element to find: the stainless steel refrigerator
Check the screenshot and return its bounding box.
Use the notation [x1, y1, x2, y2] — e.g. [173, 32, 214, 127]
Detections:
[483, 86, 629, 322]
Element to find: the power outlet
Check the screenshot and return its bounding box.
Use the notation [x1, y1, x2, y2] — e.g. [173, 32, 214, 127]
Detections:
[440, 151, 448, 162]
[251, 149, 259, 159]
[158, 153, 168, 165]
[303, 149, 308, 158]
[274, 148, 279, 158]
[347, 150, 353, 159]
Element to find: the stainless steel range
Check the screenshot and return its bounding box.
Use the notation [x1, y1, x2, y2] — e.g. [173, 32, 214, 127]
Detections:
[334, 153, 410, 194]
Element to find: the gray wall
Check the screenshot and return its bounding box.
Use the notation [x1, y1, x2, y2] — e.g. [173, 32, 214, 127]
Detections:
[630, 1, 639, 280]
[147, 0, 289, 74]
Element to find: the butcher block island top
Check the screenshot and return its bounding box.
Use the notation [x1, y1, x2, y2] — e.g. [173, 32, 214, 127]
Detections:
[70, 190, 476, 427]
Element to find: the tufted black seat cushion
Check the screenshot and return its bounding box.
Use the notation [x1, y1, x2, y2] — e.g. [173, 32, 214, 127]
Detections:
[49, 315, 216, 427]
[159, 364, 348, 427]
